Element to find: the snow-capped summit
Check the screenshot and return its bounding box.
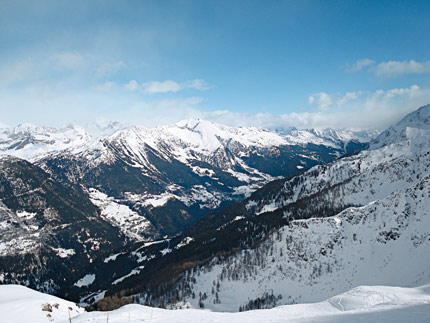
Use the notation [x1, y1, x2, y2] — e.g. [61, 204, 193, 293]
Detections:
[371, 104, 430, 149]
[0, 123, 92, 161]
[394, 104, 430, 130]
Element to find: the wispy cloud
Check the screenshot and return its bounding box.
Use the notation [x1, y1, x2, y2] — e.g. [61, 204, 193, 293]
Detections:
[183, 79, 212, 91]
[2, 78, 429, 131]
[96, 61, 126, 79]
[127, 85, 430, 130]
[349, 58, 430, 79]
[143, 80, 182, 94]
[95, 81, 116, 92]
[0, 53, 126, 87]
[127, 79, 212, 94]
[124, 80, 139, 91]
[52, 51, 85, 70]
[347, 58, 375, 72]
[372, 60, 430, 78]
[308, 92, 333, 111]
[308, 91, 362, 111]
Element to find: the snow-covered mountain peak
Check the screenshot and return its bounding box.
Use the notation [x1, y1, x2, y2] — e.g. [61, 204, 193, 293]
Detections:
[371, 104, 430, 149]
[0, 123, 93, 161]
[395, 104, 430, 129]
[170, 118, 226, 151]
[176, 117, 207, 129]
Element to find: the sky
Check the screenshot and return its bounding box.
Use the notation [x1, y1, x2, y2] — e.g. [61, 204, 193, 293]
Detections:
[1, 0, 430, 130]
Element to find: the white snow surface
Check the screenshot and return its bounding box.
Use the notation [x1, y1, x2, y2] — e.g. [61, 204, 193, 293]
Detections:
[0, 284, 84, 323]
[74, 274, 96, 288]
[2, 284, 429, 323]
[112, 267, 144, 285]
[104, 252, 125, 263]
[89, 188, 152, 240]
[175, 236, 194, 249]
[0, 124, 92, 161]
[178, 175, 430, 312]
[51, 247, 75, 258]
[371, 104, 430, 149]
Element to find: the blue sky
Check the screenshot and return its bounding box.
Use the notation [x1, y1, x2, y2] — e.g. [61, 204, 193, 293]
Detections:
[1, 0, 430, 129]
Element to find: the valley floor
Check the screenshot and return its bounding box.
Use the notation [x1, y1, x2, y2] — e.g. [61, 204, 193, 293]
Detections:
[2, 284, 429, 323]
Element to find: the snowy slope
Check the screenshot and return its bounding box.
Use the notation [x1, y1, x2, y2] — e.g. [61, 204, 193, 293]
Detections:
[246, 105, 430, 217]
[177, 175, 430, 311]
[88, 188, 154, 240]
[371, 104, 430, 149]
[69, 285, 430, 323]
[2, 284, 429, 323]
[0, 285, 84, 323]
[0, 156, 128, 295]
[280, 127, 377, 148]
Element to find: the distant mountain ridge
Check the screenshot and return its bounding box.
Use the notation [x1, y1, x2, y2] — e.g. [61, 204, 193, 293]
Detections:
[0, 119, 374, 240]
[0, 119, 377, 162]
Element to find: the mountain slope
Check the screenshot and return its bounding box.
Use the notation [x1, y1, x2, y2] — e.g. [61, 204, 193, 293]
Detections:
[93, 105, 430, 311]
[167, 174, 430, 311]
[33, 120, 371, 238]
[0, 157, 128, 295]
[0, 119, 375, 302]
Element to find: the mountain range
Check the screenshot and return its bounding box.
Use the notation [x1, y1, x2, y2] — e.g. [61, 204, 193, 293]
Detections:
[74, 105, 430, 312]
[2, 106, 429, 315]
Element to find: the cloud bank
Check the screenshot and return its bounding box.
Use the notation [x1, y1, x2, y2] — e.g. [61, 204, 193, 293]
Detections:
[118, 85, 429, 131]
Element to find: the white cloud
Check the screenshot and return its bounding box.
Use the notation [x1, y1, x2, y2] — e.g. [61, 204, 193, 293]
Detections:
[140, 79, 212, 94]
[348, 58, 375, 72]
[124, 80, 139, 91]
[142, 80, 181, 94]
[349, 58, 430, 79]
[52, 51, 85, 70]
[95, 81, 116, 92]
[184, 79, 212, 91]
[308, 92, 333, 111]
[203, 85, 429, 130]
[308, 91, 361, 111]
[96, 61, 126, 79]
[372, 60, 430, 78]
[337, 91, 362, 106]
[125, 85, 428, 130]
